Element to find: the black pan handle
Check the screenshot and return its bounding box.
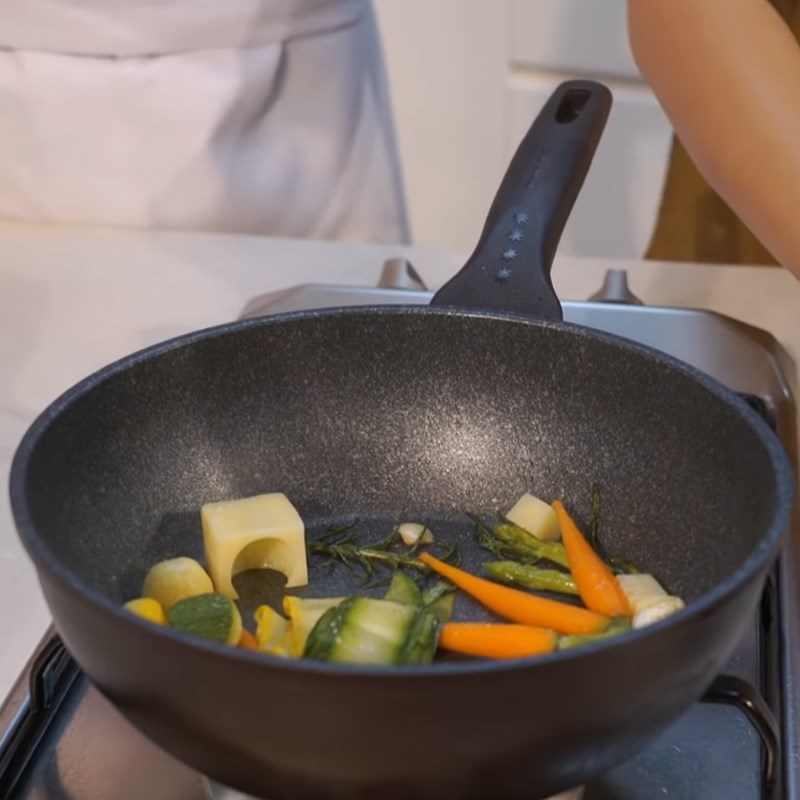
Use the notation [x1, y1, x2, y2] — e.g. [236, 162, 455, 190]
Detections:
[431, 80, 612, 320]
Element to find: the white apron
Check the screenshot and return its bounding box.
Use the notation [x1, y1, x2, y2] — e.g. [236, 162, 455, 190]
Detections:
[0, 0, 410, 243]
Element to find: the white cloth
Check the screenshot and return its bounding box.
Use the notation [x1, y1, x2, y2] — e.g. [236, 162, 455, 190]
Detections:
[0, 1, 410, 243]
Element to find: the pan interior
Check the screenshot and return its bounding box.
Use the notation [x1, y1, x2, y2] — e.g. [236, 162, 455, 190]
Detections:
[20, 310, 780, 610]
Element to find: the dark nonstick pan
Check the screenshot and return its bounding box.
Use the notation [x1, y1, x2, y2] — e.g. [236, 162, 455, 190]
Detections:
[10, 81, 794, 800]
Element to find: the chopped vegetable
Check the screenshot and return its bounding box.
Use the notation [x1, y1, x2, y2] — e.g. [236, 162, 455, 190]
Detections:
[254, 605, 291, 655]
[505, 493, 561, 541]
[439, 623, 558, 659]
[483, 561, 579, 596]
[384, 571, 423, 605]
[421, 582, 456, 623]
[552, 501, 632, 618]
[491, 521, 570, 568]
[202, 492, 308, 600]
[419, 552, 609, 636]
[303, 597, 440, 665]
[283, 596, 344, 657]
[125, 487, 673, 665]
[558, 616, 631, 649]
[384, 573, 456, 622]
[238, 629, 259, 650]
[142, 557, 214, 611]
[633, 596, 685, 629]
[617, 573, 669, 615]
[167, 593, 242, 645]
[123, 597, 167, 625]
[396, 522, 434, 547]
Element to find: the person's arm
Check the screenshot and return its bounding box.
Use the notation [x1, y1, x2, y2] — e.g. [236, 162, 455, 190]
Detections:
[628, 0, 800, 278]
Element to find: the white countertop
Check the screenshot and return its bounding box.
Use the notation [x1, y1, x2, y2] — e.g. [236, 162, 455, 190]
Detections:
[2, 221, 799, 697]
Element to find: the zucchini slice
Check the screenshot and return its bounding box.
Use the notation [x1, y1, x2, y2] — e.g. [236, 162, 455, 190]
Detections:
[421, 582, 456, 623]
[384, 572, 423, 605]
[303, 597, 440, 665]
[384, 573, 455, 623]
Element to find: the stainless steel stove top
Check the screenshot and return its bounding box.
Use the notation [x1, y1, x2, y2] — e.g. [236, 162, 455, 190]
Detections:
[1, 265, 797, 800]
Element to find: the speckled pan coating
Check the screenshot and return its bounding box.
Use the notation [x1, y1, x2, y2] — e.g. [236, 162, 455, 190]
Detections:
[9, 306, 794, 800]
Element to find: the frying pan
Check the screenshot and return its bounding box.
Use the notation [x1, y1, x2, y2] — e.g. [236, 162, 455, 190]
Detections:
[9, 81, 794, 800]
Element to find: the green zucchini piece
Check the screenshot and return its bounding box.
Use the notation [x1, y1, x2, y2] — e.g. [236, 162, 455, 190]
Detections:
[167, 593, 242, 645]
[384, 573, 455, 623]
[396, 605, 440, 664]
[302, 600, 354, 661]
[384, 571, 423, 605]
[303, 597, 440, 665]
[421, 581, 456, 623]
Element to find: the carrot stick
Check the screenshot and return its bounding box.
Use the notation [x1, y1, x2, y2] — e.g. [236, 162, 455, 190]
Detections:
[238, 629, 259, 650]
[419, 552, 609, 635]
[552, 501, 632, 618]
[439, 623, 558, 659]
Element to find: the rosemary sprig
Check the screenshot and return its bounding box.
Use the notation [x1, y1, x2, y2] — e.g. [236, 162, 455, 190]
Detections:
[310, 540, 426, 576]
[586, 485, 612, 562]
[317, 520, 360, 543]
[584, 485, 640, 575]
[435, 541, 461, 566]
[309, 527, 460, 579]
[587, 484, 602, 550]
[610, 556, 640, 575]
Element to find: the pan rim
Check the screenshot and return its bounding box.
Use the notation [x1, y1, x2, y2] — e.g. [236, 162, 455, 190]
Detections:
[9, 304, 795, 677]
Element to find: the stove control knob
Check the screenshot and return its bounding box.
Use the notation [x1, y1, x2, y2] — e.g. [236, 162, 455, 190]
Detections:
[377, 258, 427, 291]
[588, 269, 643, 305]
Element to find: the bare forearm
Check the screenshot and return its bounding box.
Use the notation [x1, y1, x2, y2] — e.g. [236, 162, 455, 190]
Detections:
[628, 0, 800, 277]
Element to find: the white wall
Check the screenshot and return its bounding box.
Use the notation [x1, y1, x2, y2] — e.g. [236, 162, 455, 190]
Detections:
[375, 0, 674, 258]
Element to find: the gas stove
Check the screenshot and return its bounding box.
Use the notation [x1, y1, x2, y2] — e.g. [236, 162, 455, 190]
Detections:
[1, 263, 797, 800]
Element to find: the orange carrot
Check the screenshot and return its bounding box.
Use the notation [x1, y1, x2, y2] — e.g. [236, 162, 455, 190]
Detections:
[419, 552, 609, 635]
[238, 629, 259, 650]
[439, 623, 558, 659]
[552, 500, 632, 618]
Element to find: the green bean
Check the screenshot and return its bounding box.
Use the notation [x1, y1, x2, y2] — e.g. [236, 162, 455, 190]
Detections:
[483, 561, 579, 596]
[492, 522, 570, 568]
